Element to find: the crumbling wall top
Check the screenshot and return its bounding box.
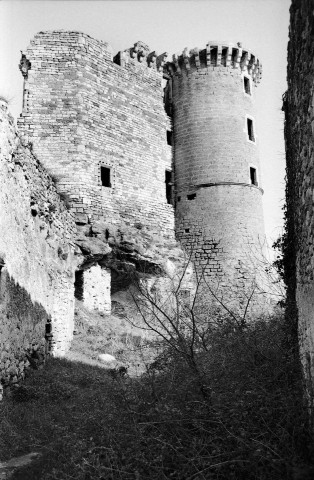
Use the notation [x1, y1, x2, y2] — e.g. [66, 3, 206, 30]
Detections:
[114, 40, 167, 73]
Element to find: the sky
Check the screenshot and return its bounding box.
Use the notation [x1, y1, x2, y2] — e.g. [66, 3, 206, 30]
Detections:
[0, 0, 290, 245]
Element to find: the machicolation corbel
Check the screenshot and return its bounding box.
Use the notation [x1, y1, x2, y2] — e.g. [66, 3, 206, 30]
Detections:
[156, 52, 168, 72]
[147, 51, 157, 68]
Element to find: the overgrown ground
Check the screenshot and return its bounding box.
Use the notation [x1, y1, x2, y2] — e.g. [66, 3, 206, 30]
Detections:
[1, 301, 314, 479]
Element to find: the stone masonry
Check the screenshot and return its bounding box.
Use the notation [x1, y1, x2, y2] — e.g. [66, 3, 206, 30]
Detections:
[18, 31, 174, 238]
[165, 42, 267, 314]
[75, 265, 111, 314]
[284, 0, 314, 406]
[0, 99, 77, 388]
[0, 32, 269, 390]
[16, 31, 268, 318]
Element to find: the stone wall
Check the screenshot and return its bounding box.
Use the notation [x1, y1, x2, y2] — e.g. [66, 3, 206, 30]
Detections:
[0, 99, 77, 390]
[18, 31, 174, 241]
[75, 265, 111, 314]
[284, 0, 314, 403]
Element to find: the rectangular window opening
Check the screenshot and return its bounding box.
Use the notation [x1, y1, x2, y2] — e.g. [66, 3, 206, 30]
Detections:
[244, 76, 251, 95]
[177, 196, 181, 202]
[167, 130, 172, 146]
[185, 228, 190, 233]
[250, 167, 258, 186]
[187, 193, 196, 201]
[247, 118, 255, 142]
[101, 166, 111, 187]
[165, 170, 172, 204]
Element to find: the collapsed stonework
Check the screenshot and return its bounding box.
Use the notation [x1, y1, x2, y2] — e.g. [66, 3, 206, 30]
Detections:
[284, 0, 314, 405]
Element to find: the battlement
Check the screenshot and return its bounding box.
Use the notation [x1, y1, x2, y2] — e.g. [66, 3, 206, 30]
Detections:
[165, 41, 262, 84]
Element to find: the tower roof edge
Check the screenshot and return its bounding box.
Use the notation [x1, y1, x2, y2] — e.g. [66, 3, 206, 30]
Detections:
[165, 40, 262, 85]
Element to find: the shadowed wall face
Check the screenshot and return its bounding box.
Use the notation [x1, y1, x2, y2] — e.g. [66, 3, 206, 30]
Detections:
[0, 100, 77, 368]
[285, 0, 314, 401]
[0, 269, 50, 387]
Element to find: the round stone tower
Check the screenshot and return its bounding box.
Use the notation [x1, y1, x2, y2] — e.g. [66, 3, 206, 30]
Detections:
[165, 42, 266, 313]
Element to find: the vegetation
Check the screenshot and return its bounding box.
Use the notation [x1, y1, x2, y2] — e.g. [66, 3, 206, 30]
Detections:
[0, 296, 313, 479]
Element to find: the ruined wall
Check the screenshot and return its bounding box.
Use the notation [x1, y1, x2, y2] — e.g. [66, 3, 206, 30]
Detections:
[285, 0, 314, 401]
[0, 100, 77, 385]
[166, 44, 268, 314]
[18, 31, 174, 240]
[75, 265, 111, 314]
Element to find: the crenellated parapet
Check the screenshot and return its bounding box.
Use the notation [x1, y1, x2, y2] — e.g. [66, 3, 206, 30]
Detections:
[114, 41, 167, 72]
[165, 41, 262, 85]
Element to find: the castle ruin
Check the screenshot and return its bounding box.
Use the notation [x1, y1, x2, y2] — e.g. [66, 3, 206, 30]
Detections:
[0, 31, 267, 387]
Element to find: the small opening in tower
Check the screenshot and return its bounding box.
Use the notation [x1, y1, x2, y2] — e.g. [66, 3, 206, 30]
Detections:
[185, 228, 190, 233]
[177, 196, 181, 202]
[167, 130, 172, 146]
[250, 167, 258, 186]
[101, 166, 111, 187]
[165, 170, 172, 204]
[247, 118, 255, 142]
[187, 193, 196, 200]
[244, 76, 251, 95]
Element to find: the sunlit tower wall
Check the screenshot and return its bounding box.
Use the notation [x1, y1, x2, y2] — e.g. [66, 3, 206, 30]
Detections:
[165, 42, 267, 312]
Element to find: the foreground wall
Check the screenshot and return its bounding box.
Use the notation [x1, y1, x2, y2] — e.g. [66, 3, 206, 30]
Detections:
[285, 0, 314, 403]
[0, 100, 77, 390]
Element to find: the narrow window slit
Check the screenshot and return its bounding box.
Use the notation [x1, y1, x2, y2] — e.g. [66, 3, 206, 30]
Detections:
[165, 170, 172, 204]
[187, 193, 196, 200]
[167, 130, 172, 146]
[250, 167, 258, 186]
[244, 76, 251, 95]
[247, 118, 255, 142]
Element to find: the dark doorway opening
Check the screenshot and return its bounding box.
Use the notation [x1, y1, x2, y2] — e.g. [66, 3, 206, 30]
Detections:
[165, 170, 172, 204]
